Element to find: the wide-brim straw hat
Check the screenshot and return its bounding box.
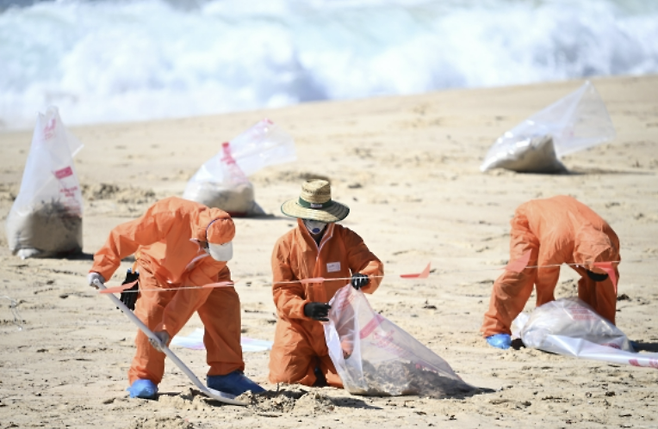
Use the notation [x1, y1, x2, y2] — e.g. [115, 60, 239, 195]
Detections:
[281, 179, 350, 223]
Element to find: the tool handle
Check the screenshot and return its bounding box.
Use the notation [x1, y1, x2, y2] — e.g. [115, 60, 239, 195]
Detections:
[93, 279, 246, 405]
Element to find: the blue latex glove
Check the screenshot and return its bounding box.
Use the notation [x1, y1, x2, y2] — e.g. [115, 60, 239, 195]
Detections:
[486, 333, 512, 349]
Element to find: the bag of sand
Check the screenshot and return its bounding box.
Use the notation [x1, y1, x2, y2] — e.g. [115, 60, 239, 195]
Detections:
[183, 119, 295, 216]
[324, 284, 474, 398]
[6, 106, 84, 259]
[480, 80, 615, 173]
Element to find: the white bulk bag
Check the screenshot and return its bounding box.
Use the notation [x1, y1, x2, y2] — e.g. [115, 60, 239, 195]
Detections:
[183, 119, 295, 216]
[513, 298, 658, 368]
[481, 81, 615, 173]
[6, 107, 84, 259]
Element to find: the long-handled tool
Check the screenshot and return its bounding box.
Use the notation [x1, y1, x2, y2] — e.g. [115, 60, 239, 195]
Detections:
[93, 279, 247, 406]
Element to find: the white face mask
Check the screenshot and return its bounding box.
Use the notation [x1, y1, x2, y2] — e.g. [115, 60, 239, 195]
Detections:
[303, 219, 327, 235]
[207, 241, 233, 262]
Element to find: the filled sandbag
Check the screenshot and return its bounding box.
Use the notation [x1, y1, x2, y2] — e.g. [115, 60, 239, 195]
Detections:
[6, 106, 84, 259]
[183, 119, 295, 216]
[481, 81, 615, 173]
[324, 284, 474, 398]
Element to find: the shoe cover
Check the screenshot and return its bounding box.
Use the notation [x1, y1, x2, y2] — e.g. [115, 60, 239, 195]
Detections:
[486, 333, 512, 350]
[127, 379, 158, 399]
[207, 370, 265, 396]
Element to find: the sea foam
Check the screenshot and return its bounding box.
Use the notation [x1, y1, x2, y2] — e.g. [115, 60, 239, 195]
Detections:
[1, 0, 657, 130]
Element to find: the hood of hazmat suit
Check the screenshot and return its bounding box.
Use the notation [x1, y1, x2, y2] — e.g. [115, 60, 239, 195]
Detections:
[91, 196, 234, 284]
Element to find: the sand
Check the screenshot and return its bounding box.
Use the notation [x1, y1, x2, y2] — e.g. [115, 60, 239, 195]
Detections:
[0, 75, 657, 428]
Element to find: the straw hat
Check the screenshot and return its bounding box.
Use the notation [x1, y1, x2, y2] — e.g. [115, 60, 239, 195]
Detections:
[281, 179, 350, 223]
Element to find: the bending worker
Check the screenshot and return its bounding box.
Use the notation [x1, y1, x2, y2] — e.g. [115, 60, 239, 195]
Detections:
[269, 179, 384, 387]
[87, 196, 264, 398]
[482, 195, 621, 349]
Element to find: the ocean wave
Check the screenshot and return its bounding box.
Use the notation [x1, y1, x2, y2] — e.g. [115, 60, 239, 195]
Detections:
[1, 0, 657, 130]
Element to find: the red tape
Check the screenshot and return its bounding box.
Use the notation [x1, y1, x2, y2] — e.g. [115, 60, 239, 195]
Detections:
[98, 280, 138, 294]
[400, 263, 431, 279]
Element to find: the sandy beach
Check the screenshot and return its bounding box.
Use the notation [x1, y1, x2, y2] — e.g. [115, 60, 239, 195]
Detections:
[0, 75, 657, 428]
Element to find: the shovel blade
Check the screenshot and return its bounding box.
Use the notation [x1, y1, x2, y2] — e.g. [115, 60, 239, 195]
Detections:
[201, 386, 249, 406]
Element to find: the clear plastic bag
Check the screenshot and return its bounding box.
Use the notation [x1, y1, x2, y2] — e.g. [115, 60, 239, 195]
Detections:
[512, 298, 658, 368]
[323, 285, 474, 397]
[519, 297, 632, 351]
[183, 119, 295, 216]
[481, 81, 615, 172]
[6, 106, 84, 259]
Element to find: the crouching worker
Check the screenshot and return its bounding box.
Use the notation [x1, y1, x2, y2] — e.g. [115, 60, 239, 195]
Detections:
[481, 195, 621, 349]
[87, 196, 265, 399]
[269, 179, 384, 387]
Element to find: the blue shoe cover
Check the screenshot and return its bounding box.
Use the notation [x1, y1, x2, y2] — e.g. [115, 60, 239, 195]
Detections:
[486, 333, 512, 350]
[207, 371, 265, 396]
[127, 379, 158, 399]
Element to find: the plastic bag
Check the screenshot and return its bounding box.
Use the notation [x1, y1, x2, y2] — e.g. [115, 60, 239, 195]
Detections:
[6, 106, 84, 259]
[185, 141, 260, 216]
[518, 297, 632, 351]
[323, 285, 474, 397]
[170, 327, 273, 352]
[512, 298, 658, 368]
[481, 81, 615, 172]
[183, 119, 295, 216]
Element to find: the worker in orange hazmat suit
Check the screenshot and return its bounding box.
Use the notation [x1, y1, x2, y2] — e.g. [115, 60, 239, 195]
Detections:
[269, 179, 384, 387]
[481, 195, 621, 349]
[87, 196, 264, 398]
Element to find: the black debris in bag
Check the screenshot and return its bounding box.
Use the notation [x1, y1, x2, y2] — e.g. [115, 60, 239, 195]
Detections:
[6, 107, 84, 259]
[324, 285, 475, 398]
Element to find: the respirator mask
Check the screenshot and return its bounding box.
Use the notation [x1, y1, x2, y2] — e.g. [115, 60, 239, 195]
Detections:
[207, 241, 233, 262]
[303, 219, 327, 235]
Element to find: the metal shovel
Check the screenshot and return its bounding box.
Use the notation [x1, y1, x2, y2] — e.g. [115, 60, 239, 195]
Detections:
[94, 279, 247, 406]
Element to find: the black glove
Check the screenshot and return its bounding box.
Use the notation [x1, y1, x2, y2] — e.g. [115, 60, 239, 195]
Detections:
[304, 302, 331, 321]
[351, 273, 369, 290]
[119, 268, 140, 311]
[586, 270, 609, 282]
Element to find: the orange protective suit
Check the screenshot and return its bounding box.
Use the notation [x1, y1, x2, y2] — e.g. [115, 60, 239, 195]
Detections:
[269, 219, 384, 387]
[90, 197, 244, 384]
[481, 195, 621, 338]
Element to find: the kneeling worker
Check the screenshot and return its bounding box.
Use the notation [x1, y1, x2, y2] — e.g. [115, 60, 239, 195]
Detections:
[481, 195, 621, 349]
[269, 179, 384, 387]
[88, 196, 265, 398]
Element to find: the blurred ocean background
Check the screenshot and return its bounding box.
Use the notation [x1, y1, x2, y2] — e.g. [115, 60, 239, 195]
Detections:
[1, 0, 657, 131]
